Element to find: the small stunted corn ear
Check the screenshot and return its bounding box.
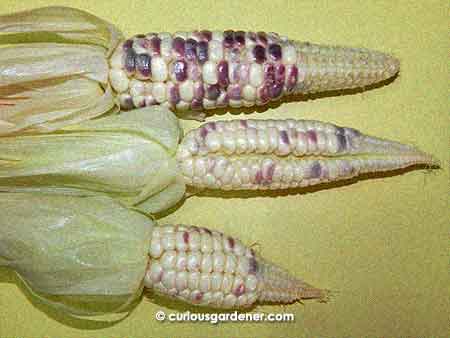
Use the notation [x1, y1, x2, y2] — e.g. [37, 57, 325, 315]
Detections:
[109, 30, 399, 116]
[176, 119, 437, 190]
[145, 224, 326, 308]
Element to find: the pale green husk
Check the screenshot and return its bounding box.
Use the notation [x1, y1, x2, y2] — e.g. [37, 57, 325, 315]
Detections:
[0, 6, 123, 135]
[0, 193, 154, 316]
[0, 106, 186, 213]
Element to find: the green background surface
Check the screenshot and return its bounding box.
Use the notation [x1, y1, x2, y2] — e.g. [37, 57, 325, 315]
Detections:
[0, 1, 448, 337]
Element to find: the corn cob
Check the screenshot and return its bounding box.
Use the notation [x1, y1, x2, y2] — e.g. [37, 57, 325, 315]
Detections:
[176, 119, 437, 190]
[145, 224, 326, 308]
[109, 31, 400, 115]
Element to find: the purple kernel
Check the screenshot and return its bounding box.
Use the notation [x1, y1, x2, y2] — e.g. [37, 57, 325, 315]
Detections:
[228, 237, 235, 249]
[336, 133, 347, 152]
[256, 31, 267, 45]
[264, 163, 275, 183]
[229, 62, 241, 84]
[217, 61, 229, 87]
[258, 85, 270, 104]
[269, 82, 283, 99]
[275, 64, 285, 83]
[264, 63, 276, 83]
[310, 161, 322, 179]
[172, 37, 185, 56]
[173, 60, 188, 82]
[233, 284, 245, 297]
[183, 232, 189, 244]
[124, 49, 136, 73]
[206, 84, 220, 100]
[122, 39, 133, 50]
[228, 84, 241, 100]
[200, 30, 212, 41]
[150, 37, 161, 55]
[268, 43, 282, 61]
[248, 257, 258, 274]
[255, 170, 263, 184]
[194, 82, 205, 100]
[122, 96, 134, 110]
[253, 45, 266, 64]
[169, 84, 181, 105]
[191, 98, 203, 110]
[286, 65, 298, 92]
[197, 41, 209, 65]
[136, 53, 151, 77]
[280, 130, 289, 144]
[223, 30, 235, 48]
[230, 47, 241, 62]
[206, 121, 217, 130]
[307, 130, 317, 143]
[240, 120, 248, 128]
[235, 31, 246, 46]
[200, 127, 208, 138]
[185, 38, 197, 61]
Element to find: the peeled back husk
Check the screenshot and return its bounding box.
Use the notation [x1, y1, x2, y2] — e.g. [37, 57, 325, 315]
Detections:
[0, 6, 123, 135]
[0, 106, 185, 214]
[0, 193, 154, 316]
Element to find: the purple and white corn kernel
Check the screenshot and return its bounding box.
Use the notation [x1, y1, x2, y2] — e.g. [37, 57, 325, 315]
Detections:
[109, 30, 400, 113]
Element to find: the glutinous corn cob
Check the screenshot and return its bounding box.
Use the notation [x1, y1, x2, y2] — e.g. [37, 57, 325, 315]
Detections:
[176, 119, 436, 190]
[109, 31, 399, 114]
[0, 193, 325, 316]
[0, 7, 399, 134]
[0, 107, 437, 214]
[145, 224, 326, 308]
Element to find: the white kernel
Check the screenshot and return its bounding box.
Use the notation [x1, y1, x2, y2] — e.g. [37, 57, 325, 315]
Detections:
[175, 251, 188, 271]
[109, 69, 129, 93]
[203, 61, 218, 85]
[256, 129, 270, 153]
[282, 44, 297, 64]
[188, 231, 201, 251]
[160, 37, 173, 60]
[282, 162, 294, 183]
[201, 254, 213, 273]
[211, 291, 224, 306]
[296, 131, 308, 155]
[176, 100, 190, 111]
[194, 158, 207, 178]
[180, 157, 194, 178]
[175, 231, 188, 251]
[222, 131, 236, 154]
[162, 270, 176, 290]
[161, 233, 175, 250]
[179, 80, 194, 101]
[203, 98, 216, 109]
[223, 294, 237, 308]
[224, 254, 237, 273]
[175, 271, 188, 291]
[160, 250, 177, 270]
[200, 232, 213, 253]
[316, 131, 327, 153]
[149, 237, 163, 258]
[145, 261, 163, 286]
[233, 241, 246, 257]
[151, 57, 168, 82]
[205, 132, 222, 152]
[267, 127, 279, 152]
[109, 48, 123, 69]
[210, 273, 223, 291]
[209, 40, 223, 62]
[212, 30, 223, 41]
[235, 129, 247, 154]
[199, 273, 211, 292]
[229, 99, 242, 108]
[244, 274, 258, 292]
[242, 84, 256, 101]
[221, 165, 235, 186]
[249, 63, 263, 87]
[187, 251, 202, 271]
[187, 271, 200, 290]
[212, 156, 228, 179]
[221, 275, 234, 293]
[237, 256, 250, 276]
[212, 252, 226, 272]
[152, 82, 167, 103]
[132, 95, 145, 108]
[237, 295, 249, 307]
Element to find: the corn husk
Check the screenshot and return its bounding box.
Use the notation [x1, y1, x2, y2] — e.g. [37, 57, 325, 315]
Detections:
[0, 6, 123, 135]
[0, 106, 185, 213]
[0, 193, 154, 316]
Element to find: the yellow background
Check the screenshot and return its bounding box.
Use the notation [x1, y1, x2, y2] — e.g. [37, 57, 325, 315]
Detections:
[0, 0, 448, 337]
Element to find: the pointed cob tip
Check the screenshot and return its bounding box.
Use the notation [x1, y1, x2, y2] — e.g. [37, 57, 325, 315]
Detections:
[384, 53, 400, 79]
